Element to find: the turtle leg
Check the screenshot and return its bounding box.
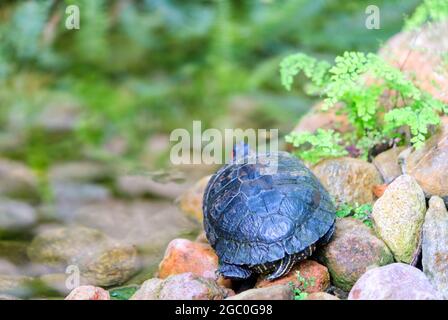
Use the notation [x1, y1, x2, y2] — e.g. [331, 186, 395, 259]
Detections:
[218, 262, 252, 280]
[265, 254, 295, 281]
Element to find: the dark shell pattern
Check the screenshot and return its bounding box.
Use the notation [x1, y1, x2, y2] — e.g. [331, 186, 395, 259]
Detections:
[203, 152, 335, 268]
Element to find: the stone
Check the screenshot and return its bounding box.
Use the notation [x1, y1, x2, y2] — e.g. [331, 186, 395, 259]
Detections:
[0, 198, 36, 230]
[39, 273, 77, 296]
[65, 285, 110, 300]
[422, 196, 448, 299]
[400, 122, 448, 200]
[317, 218, 394, 291]
[0, 275, 33, 297]
[0, 294, 20, 300]
[372, 147, 405, 184]
[312, 157, 383, 205]
[256, 260, 330, 294]
[116, 175, 189, 200]
[0, 158, 38, 199]
[348, 263, 439, 300]
[372, 175, 426, 263]
[48, 161, 112, 183]
[27, 226, 138, 287]
[226, 284, 292, 300]
[177, 175, 211, 223]
[49, 181, 111, 221]
[305, 292, 339, 300]
[73, 200, 199, 277]
[158, 239, 218, 280]
[380, 21, 448, 104]
[130, 273, 231, 300]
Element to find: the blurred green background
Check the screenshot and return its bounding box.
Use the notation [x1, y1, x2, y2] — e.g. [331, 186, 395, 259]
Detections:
[0, 0, 421, 193]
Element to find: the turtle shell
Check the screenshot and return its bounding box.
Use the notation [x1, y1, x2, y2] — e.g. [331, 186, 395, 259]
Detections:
[203, 152, 335, 267]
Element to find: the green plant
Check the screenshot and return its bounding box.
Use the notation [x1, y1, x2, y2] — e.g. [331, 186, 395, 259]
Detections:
[281, 51, 448, 162]
[285, 129, 348, 164]
[404, 0, 448, 30]
[336, 203, 373, 228]
[291, 271, 315, 300]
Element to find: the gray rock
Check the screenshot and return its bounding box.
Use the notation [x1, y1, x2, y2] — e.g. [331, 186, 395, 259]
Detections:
[48, 182, 111, 221]
[372, 175, 426, 263]
[116, 175, 189, 200]
[399, 120, 448, 201]
[0, 198, 36, 230]
[348, 263, 439, 300]
[0, 275, 34, 297]
[226, 285, 292, 300]
[131, 273, 231, 300]
[73, 200, 199, 274]
[312, 157, 383, 205]
[422, 196, 448, 299]
[0, 159, 38, 199]
[317, 218, 394, 291]
[48, 161, 112, 183]
[27, 226, 137, 287]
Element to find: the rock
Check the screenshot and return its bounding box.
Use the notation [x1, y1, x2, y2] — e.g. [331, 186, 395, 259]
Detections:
[400, 122, 448, 200]
[317, 218, 393, 291]
[0, 241, 29, 265]
[373, 147, 405, 184]
[0, 294, 20, 300]
[380, 21, 448, 104]
[256, 260, 329, 294]
[0, 159, 38, 199]
[49, 161, 112, 183]
[74, 199, 198, 252]
[0, 198, 36, 230]
[291, 102, 351, 134]
[306, 292, 340, 300]
[27, 226, 137, 287]
[39, 273, 76, 296]
[49, 182, 111, 221]
[116, 175, 189, 200]
[130, 273, 231, 300]
[226, 284, 292, 300]
[372, 175, 426, 263]
[372, 184, 388, 198]
[422, 196, 448, 299]
[0, 259, 20, 275]
[312, 157, 383, 205]
[348, 263, 439, 300]
[158, 239, 218, 280]
[65, 285, 110, 300]
[177, 175, 211, 223]
[0, 275, 33, 297]
[195, 231, 208, 244]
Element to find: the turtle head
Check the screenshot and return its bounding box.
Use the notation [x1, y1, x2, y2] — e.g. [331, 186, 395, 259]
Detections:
[232, 142, 250, 161]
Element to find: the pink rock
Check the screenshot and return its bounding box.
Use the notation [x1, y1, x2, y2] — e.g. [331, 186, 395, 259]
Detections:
[65, 285, 110, 300]
[131, 273, 232, 300]
[348, 263, 440, 300]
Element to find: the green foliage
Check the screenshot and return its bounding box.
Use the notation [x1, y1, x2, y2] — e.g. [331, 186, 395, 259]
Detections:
[336, 203, 373, 228]
[291, 271, 315, 300]
[0, 0, 421, 174]
[405, 0, 448, 30]
[285, 129, 348, 164]
[109, 285, 139, 300]
[281, 50, 448, 161]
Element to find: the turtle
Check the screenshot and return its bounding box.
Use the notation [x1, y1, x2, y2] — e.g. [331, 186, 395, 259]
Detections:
[202, 144, 336, 280]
